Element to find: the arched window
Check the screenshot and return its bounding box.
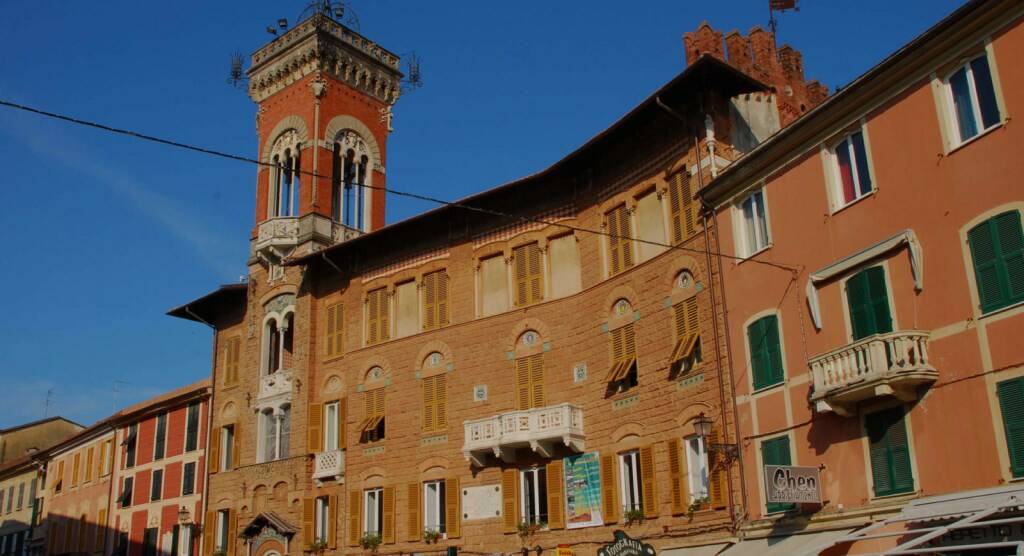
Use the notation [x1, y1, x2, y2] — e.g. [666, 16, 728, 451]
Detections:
[269, 131, 301, 218]
[262, 312, 294, 375]
[331, 131, 371, 230]
[259, 405, 291, 463]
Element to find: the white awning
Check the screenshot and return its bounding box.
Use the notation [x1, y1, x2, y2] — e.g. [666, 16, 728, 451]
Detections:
[660, 542, 730, 556]
[806, 229, 923, 330]
[716, 528, 854, 556]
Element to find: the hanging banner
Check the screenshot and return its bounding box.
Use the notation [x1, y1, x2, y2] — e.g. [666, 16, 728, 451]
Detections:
[764, 465, 822, 504]
[564, 452, 603, 529]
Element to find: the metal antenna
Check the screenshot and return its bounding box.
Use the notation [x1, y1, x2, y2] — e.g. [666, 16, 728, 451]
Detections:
[227, 51, 248, 90]
[401, 52, 424, 93]
[43, 389, 53, 418]
[113, 380, 130, 413]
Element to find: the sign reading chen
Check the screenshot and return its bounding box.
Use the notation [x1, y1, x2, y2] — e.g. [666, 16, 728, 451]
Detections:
[764, 465, 822, 504]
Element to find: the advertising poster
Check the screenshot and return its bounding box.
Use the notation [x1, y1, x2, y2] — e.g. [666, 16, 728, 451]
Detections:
[564, 452, 603, 528]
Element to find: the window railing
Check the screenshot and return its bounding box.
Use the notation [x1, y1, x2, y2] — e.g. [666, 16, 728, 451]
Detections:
[462, 403, 584, 467]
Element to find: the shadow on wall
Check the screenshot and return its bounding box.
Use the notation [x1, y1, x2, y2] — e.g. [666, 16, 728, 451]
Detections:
[39, 513, 201, 556]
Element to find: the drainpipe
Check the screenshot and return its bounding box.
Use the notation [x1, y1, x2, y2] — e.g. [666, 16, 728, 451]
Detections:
[704, 114, 718, 178]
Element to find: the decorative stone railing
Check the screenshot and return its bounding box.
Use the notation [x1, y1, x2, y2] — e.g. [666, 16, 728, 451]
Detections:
[258, 370, 294, 401]
[252, 214, 364, 263]
[254, 217, 300, 257]
[810, 330, 937, 416]
[462, 403, 584, 468]
[312, 450, 345, 485]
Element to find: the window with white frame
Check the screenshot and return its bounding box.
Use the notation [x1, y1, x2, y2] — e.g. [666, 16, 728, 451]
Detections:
[619, 451, 643, 513]
[944, 53, 1002, 145]
[269, 130, 301, 218]
[220, 425, 234, 471]
[363, 488, 383, 537]
[259, 407, 291, 463]
[315, 496, 329, 543]
[324, 401, 339, 452]
[215, 510, 229, 551]
[423, 480, 446, 534]
[519, 468, 548, 526]
[685, 435, 710, 503]
[263, 313, 294, 375]
[830, 129, 874, 208]
[737, 188, 770, 256]
[331, 131, 370, 230]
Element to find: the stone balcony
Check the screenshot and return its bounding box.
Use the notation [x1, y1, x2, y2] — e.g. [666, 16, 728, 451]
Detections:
[462, 403, 585, 468]
[254, 370, 294, 413]
[312, 450, 345, 485]
[252, 214, 363, 263]
[810, 330, 937, 416]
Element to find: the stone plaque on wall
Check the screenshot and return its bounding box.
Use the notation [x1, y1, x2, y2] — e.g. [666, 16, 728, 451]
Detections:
[461, 484, 502, 520]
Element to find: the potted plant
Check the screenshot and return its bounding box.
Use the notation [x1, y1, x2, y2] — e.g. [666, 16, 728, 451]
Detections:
[306, 540, 328, 554]
[516, 520, 545, 544]
[423, 528, 443, 544]
[686, 496, 711, 520]
[359, 533, 382, 553]
[624, 508, 645, 526]
[212, 551, 227, 556]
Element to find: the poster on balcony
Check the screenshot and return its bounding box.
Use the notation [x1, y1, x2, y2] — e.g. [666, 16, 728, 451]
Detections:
[564, 452, 603, 528]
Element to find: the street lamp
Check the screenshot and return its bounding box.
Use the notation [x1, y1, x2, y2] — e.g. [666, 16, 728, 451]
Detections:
[692, 412, 739, 463]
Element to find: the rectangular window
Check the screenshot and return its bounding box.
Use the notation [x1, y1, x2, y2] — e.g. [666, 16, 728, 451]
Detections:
[100, 439, 113, 476]
[738, 188, 770, 256]
[216, 510, 229, 551]
[761, 436, 795, 513]
[315, 496, 329, 543]
[669, 297, 701, 373]
[605, 324, 638, 390]
[685, 436, 709, 503]
[945, 53, 1002, 145]
[422, 270, 450, 330]
[363, 488, 384, 537]
[668, 170, 698, 244]
[635, 189, 667, 262]
[831, 130, 873, 207]
[150, 469, 163, 502]
[968, 211, 1024, 314]
[846, 266, 893, 341]
[513, 243, 544, 306]
[142, 528, 158, 556]
[125, 424, 138, 468]
[359, 390, 386, 442]
[16, 483, 24, 511]
[748, 315, 785, 390]
[605, 204, 634, 275]
[182, 462, 196, 496]
[866, 407, 915, 497]
[547, 234, 582, 299]
[519, 468, 548, 526]
[395, 281, 419, 338]
[324, 402, 339, 451]
[185, 403, 200, 452]
[220, 425, 235, 471]
[324, 302, 345, 358]
[997, 377, 1024, 478]
[4, 487, 11, 512]
[514, 354, 545, 410]
[84, 447, 94, 483]
[480, 255, 510, 316]
[154, 413, 168, 461]
[421, 374, 448, 433]
[53, 460, 64, 494]
[71, 453, 80, 487]
[120, 477, 134, 508]
[224, 337, 241, 385]
[619, 451, 643, 514]
[365, 287, 391, 345]
[423, 480, 447, 534]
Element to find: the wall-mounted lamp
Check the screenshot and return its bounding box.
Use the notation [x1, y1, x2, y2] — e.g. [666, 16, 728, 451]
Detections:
[693, 412, 740, 464]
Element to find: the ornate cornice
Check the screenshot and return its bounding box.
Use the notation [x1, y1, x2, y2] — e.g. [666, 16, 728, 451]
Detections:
[248, 14, 403, 105]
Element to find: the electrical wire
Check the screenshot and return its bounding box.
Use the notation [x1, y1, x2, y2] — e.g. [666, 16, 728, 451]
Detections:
[0, 97, 803, 273]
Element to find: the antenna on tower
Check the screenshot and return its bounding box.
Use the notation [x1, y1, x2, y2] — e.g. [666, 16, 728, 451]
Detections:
[300, 0, 360, 31]
[768, 0, 799, 36]
[402, 52, 424, 93]
[227, 51, 248, 90]
[43, 389, 53, 418]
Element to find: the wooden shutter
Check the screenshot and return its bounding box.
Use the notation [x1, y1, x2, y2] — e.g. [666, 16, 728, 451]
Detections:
[406, 483, 421, 542]
[501, 469, 519, 533]
[437, 375, 448, 429]
[422, 377, 436, 432]
[203, 512, 214, 556]
[639, 446, 658, 518]
[762, 436, 794, 513]
[232, 422, 242, 469]
[607, 324, 637, 383]
[85, 447, 94, 483]
[381, 486, 395, 544]
[379, 291, 390, 343]
[996, 212, 1024, 304]
[606, 205, 633, 275]
[514, 244, 529, 306]
[515, 357, 531, 410]
[226, 510, 236, 556]
[750, 316, 783, 389]
[709, 428, 728, 509]
[525, 244, 544, 304]
[325, 303, 344, 357]
[367, 288, 389, 345]
[71, 453, 80, 487]
[327, 495, 338, 549]
[600, 453, 619, 524]
[670, 298, 700, 365]
[302, 498, 315, 547]
[764, 317, 785, 388]
[308, 403, 324, 453]
[208, 428, 221, 474]
[529, 354, 545, 409]
[866, 408, 915, 497]
[95, 509, 107, 551]
[338, 398, 347, 450]
[847, 267, 893, 341]
[225, 338, 240, 385]
[347, 491, 361, 547]
[97, 443, 106, 478]
[999, 379, 1024, 477]
[423, 272, 437, 330]
[666, 439, 687, 514]
[668, 171, 698, 244]
[445, 477, 461, 538]
[969, 212, 1024, 313]
[367, 290, 379, 345]
[546, 461, 565, 530]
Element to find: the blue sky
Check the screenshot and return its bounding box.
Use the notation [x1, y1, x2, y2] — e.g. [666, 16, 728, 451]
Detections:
[0, 0, 964, 427]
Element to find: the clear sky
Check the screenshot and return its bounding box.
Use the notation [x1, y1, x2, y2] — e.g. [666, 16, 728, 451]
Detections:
[0, 0, 965, 428]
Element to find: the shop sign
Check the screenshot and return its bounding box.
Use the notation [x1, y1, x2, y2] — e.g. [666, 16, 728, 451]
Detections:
[597, 530, 656, 556]
[926, 521, 1024, 548]
[764, 465, 821, 504]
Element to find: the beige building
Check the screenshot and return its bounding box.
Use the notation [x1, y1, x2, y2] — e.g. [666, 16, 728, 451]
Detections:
[0, 457, 41, 556]
[0, 419, 83, 466]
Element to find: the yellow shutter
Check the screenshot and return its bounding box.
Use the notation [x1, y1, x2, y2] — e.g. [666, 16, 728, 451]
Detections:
[232, 422, 242, 469]
[514, 357, 530, 410]
[709, 427, 728, 509]
[670, 297, 701, 365]
[600, 454, 619, 524]
[669, 171, 698, 243]
[379, 290, 390, 342]
[546, 461, 565, 530]
[71, 453, 80, 487]
[338, 398, 347, 450]
[422, 377, 436, 432]
[682, 170, 698, 239]
[302, 497, 315, 547]
[527, 242, 543, 303]
[95, 509, 107, 551]
[437, 272, 449, 326]
[203, 512, 215, 556]
[367, 288, 389, 345]
[382, 486, 396, 544]
[308, 403, 323, 453]
[436, 374, 448, 429]
[226, 509, 236, 556]
[406, 483, 421, 542]
[56, 460, 65, 492]
[96, 444, 106, 479]
[514, 244, 529, 306]
[209, 428, 221, 474]
[374, 389, 385, 417]
[668, 172, 683, 244]
[327, 494, 338, 549]
[423, 272, 437, 330]
[445, 477, 461, 539]
[347, 491, 361, 547]
[225, 337, 240, 385]
[326, 302, 344, 357]
[85, 447, 94, 483]
[667, 439, 687, 515]
[528, 354, 545, 409]
[501, 469, 519, 533]
[640, 445, 658, 518]
[607, 208, 621, 275]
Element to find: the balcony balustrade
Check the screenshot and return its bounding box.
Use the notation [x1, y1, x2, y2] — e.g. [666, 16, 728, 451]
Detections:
[810, 330, 937, 416]
[257, 369, 294, 405]
[252, 214, 363, 263]
[312, 449, 345, 485]
[462, 403, 585, 468]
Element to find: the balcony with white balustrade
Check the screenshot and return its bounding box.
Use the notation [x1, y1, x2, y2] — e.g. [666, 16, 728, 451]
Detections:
[312, 449, 345, 485]
[251, 213, 363, 263]
[809, 330, 937, 416]
[462, 403, 585, 468]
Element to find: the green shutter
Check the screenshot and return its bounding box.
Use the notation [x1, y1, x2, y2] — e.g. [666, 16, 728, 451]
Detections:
[866, 267, 893, 335]
[847, 267, 892, 341]
[750, 316, 784, 390]
[762, 436, 794, 514]
[969, 212, 1024, 313]
[866, 407, 915, 497]
[997, 378, 1024, 478]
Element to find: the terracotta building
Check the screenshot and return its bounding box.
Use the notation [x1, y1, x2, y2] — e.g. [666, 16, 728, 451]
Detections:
[698, 0, 1024, 554]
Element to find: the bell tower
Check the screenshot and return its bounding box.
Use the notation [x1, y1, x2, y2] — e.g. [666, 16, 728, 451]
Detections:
[247, 5, 402, 266]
